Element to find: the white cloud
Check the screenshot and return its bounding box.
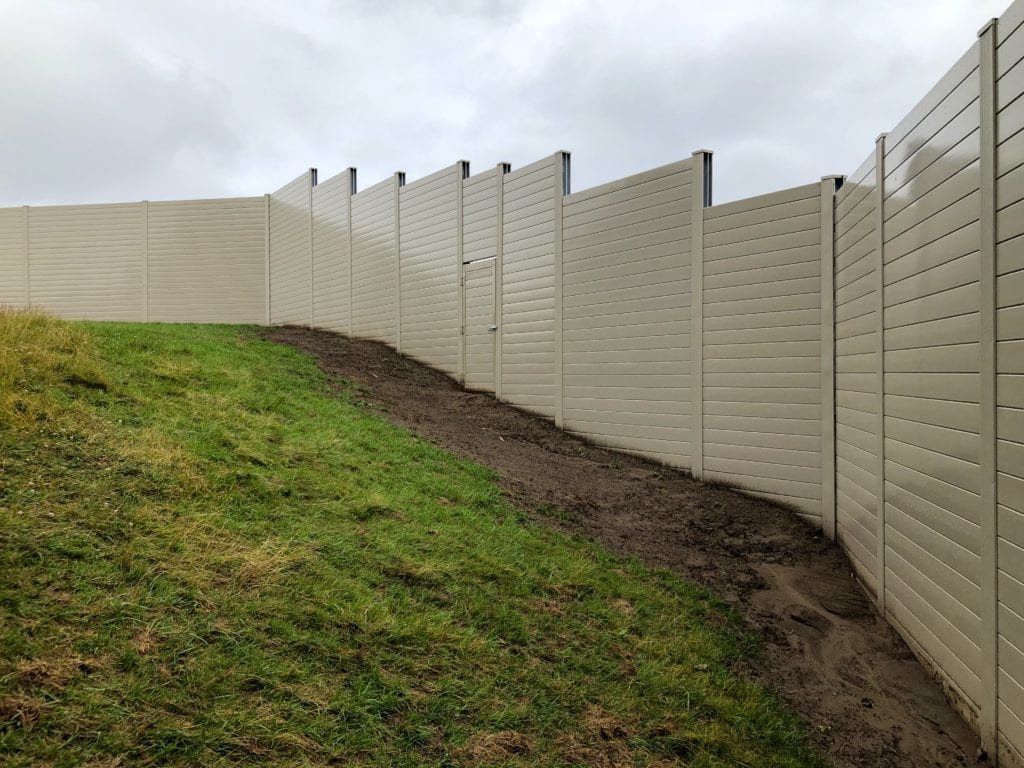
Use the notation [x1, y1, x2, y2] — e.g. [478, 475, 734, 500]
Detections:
[0, 0, 1009, 206]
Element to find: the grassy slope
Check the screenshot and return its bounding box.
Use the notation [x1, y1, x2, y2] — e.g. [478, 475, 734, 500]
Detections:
[0, 311, 827, 768]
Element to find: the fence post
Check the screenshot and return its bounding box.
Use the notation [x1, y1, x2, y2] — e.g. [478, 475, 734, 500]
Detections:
[456, 161, 469, 384]
[873, 133, 887, 615]
[141, 201, 149, 323]
[264, 194, 271, 325]
[309, 168, 317, 328]
[553, 151, 570, 428]
[820, 176, 841, 540]
[22, 205, 30, 309]
[690, 150, 712, 480]
[395, 171, 405, 353]
[978, 16, 1000, 761]
[495, 163, 509, 400]
[346, 168, 357, 337]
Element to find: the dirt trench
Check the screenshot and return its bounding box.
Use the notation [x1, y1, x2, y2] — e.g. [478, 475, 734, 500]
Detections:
[266, 327, 982, 768]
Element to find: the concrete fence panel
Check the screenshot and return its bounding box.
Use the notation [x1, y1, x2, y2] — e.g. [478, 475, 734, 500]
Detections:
[147, 197, 266, 324]
[560, 157, 695, 466]
[269, 170, 315, 326]
[311, 169, 354, 333]
[350, 175, 399, 345]
[398, 163, 463, 375]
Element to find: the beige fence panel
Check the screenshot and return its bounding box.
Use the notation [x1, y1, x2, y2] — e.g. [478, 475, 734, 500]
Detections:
[463, 167, 499, 265]
[0, 207, 27, 308]
[997, 4, 1024, 762]
[28, 203, 145, 321]
[312, 169, 353, 333]
[399, 163, 463, 375]
[700, 183, 824, 521]
[463, 257, 496, 392]
[834, 151, 881, 595]
[560, 158, 694, 466]
[350, 175, 399, 344]
[462, 165, 506, 387]
[269, 170, 314, 326]
[879, 39, 985, 726]
[147, 197, 266, 324]
[500, 153, 565, 419]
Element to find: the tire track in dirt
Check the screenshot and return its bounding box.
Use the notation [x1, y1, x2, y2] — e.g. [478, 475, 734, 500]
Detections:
[266, 327, 981, 768]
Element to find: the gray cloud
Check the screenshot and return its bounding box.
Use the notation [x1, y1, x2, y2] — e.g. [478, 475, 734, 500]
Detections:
[0, 0, 1008, 207]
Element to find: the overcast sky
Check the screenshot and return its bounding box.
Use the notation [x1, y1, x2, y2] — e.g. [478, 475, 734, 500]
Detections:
[0, 0, 1010, 208]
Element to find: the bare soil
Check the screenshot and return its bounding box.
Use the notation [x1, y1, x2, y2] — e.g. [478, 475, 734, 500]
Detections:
[266, 327, 983, 768]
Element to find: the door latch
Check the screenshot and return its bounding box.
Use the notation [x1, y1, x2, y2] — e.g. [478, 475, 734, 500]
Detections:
[487, 325, 498, 333]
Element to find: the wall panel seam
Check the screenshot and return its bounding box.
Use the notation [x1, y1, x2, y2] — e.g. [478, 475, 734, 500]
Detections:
[457, 162, 466, 383]
[23, 206, 30, 308]
[691, 151, 709, 479]
[496, 164, 506, 400]
[822, 177, 839, 540]
[554, 152, 567, 428]
[875, 134, 888, 615]
[979, 16, 1001, 759]
[142, 201, 149, 323]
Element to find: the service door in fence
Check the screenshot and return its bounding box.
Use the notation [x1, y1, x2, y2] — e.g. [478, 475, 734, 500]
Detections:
[463, 258, 496, 392]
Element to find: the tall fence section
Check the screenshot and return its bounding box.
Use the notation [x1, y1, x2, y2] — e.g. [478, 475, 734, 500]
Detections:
[2, 2, 1024, 763]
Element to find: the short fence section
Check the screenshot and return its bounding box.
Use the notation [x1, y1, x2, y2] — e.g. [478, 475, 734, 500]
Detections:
[0, 197, 267, 323]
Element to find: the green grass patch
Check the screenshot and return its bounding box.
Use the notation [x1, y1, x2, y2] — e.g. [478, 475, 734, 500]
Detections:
[0, 310, 827, 767]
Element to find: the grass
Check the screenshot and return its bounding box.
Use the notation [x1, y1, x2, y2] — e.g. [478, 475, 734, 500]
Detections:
[0, 309, 828, 767]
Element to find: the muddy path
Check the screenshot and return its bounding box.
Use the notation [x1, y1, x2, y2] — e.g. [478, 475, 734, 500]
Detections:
[266, 327, 981, 768]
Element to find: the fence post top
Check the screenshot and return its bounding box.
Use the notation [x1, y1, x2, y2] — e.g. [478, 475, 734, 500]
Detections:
[978, 17, 997, 37]
[691, 148, 713, 157]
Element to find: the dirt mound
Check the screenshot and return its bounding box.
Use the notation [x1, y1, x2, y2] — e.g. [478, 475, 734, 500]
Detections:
[266, 327, 982, 768]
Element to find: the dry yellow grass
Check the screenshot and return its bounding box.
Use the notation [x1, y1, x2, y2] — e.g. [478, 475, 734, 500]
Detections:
[0, 308, 108, 431]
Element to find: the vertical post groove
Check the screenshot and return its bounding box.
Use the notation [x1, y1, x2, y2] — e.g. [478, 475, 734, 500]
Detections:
[456, 162, 467, 385]
[820, 177, 840, 540]
[690, 150, 711, 479]
[394, 172, 404, 353]
[874, 134, 887, 614]
[264, 193, 271, 326]
[978, 17, 1000, 760]
[553, 152, 569, 428]
[309, 168, 316, 328]
[347, 168, 356, 337]
[495, 163, 507, 400]
[142, 201, 149, 323]
[23, 205, 30, 309]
